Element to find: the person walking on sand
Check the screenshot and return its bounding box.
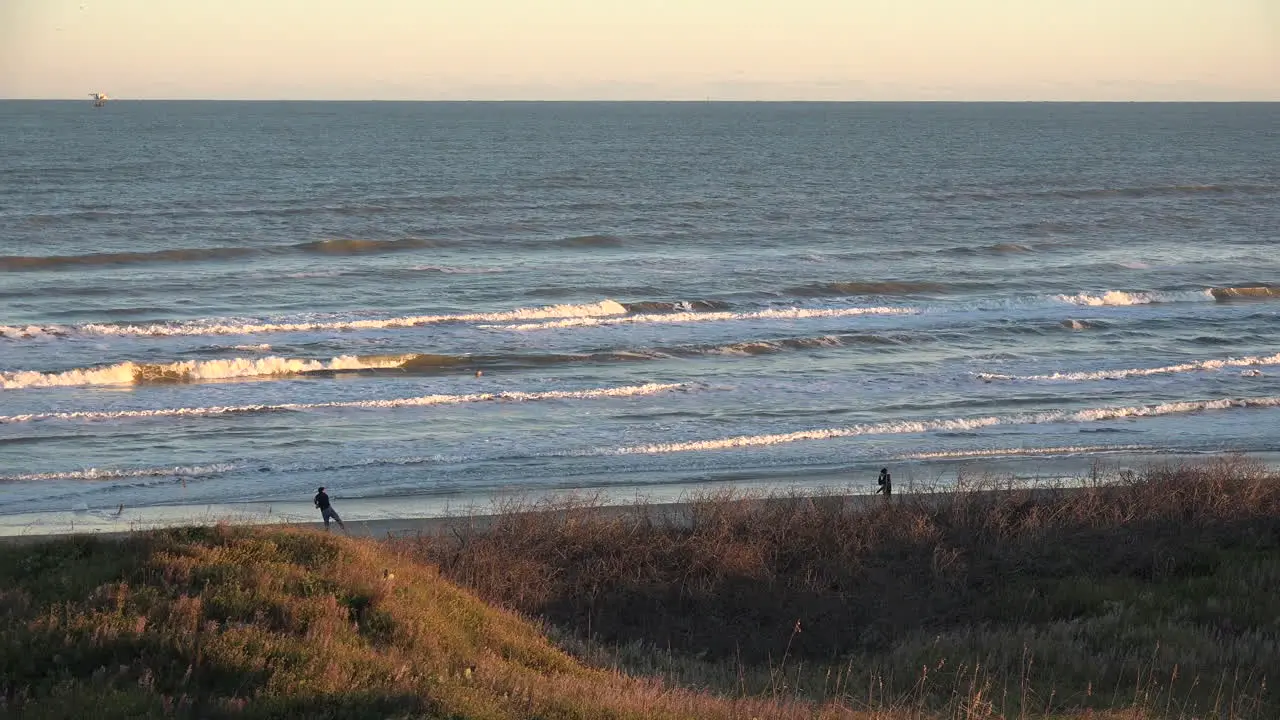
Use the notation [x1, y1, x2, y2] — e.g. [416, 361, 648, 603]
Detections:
[876, 467, 892, 500]
[314, 486, 346, 532]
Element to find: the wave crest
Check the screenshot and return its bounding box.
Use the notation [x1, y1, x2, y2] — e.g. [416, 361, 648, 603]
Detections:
[1054, 290, 1213, 306]
[2, 332, 910, 389]
[54, 300, 630, 338]
[0, 382, 684, 424]
[0, 464, 237, 483]
[1, 354, 414, 390]
[490, 305, 914, 331]
[976, 353, 1280, 383]
[900, 445, 1152, 460]
[0, 325, 66, 340]
[564, 395, 1280, 456]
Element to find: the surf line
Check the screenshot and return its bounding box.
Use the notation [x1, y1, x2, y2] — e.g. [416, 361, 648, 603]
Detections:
[0, 382, 685, 424]
[488, 305, 916, 331]
[898, 444, 1154, 460]
[565, 395, 1280, 456]
[12, 300, 632, 339]
[975, 352, 1280, 382]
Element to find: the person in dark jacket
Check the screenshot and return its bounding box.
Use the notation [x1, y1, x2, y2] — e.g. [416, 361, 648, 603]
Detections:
[876, 467, 892, 500]
[314, 486, 346, 531]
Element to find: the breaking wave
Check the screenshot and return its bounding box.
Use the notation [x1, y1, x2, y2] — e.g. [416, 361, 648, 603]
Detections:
[899, 444, 1153, 460]
[565, 395, 1280, 456]
[788, 281, 950, 297]
[490, 306, 915, 331]
[975, 353, 1280, 383]
[0, 464, 237, 483]
[1, 354, 415, 390]
[0, 325, 65, 340]
[35, 300, 631, 338]
[1054, 290, 1214, 306]
[3, 332, 910, 389]
[0, 382, 683, 424]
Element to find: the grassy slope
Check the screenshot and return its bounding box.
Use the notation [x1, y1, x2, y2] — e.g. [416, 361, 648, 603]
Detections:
[0, 526, 841, 720]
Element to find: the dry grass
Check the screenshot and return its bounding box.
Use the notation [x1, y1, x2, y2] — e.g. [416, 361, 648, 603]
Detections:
[0, 523, 876, 719]
[406, 456, 1280, 717]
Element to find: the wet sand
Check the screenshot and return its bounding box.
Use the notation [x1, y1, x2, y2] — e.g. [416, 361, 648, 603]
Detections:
[0, 485, 1084, 546]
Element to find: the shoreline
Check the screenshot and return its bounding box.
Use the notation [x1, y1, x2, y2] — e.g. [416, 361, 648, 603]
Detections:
[7, 450, 1272, 544]
[0, 483, 1087, 546]
[0, 450, 1205, 540]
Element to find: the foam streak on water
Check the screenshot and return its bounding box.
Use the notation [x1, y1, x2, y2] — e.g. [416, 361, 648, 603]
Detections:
[578, 396, 1280, 456]
[899, 445, 1154, 460]
[490, 306, 914, 331]
[976, 353, 1280, 382]
[5, 300, 631, 339]
[0, 383, 684, 424]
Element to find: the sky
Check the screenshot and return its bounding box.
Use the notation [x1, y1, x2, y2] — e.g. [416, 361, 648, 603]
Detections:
[2, 0, 1277, 101]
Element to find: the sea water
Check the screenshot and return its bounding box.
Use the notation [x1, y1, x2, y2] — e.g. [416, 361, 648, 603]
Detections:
[1, 101, 1277, 532]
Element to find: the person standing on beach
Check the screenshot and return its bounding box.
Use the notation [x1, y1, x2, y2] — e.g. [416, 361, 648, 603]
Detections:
[314, 486, 346, 532]
[876, 468, 892, 500]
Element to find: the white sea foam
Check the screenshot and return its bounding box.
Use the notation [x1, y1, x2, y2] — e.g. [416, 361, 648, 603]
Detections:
[976, 353, 1280, 383]
[35, 300, 629, 338]
[567, 395, 1280, 456]
[490, 306, 914, 331]
[0, 463, 237, 483]
[0, 325, 65, 340]
[1, 354, 414, 390]
[0, 382, 683, 424]
[900, 445, 1152, 460]
[1054, 289, 1214, 306]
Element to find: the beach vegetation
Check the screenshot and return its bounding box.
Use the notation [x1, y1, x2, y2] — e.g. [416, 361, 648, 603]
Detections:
[1, 457, 1276, 718]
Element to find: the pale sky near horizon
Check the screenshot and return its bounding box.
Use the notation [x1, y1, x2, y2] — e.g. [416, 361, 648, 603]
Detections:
[2, 0, 1277, 101]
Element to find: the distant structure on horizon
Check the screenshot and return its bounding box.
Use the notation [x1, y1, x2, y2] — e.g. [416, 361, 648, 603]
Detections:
[89, 92, 109, 107]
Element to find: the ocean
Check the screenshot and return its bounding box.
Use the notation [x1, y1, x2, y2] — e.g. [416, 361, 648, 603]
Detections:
[1, 101, 1277, 534]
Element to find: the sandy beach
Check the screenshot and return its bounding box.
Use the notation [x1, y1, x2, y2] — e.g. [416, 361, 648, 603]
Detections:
[0, 483, 1084, 546]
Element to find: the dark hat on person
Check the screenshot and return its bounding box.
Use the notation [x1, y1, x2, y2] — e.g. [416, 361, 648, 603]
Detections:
[880, 468, 887, 473]
[317, 486, 325, 492]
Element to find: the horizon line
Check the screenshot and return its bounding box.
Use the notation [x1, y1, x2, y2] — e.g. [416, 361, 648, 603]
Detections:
[4, 98, 1278, 103]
